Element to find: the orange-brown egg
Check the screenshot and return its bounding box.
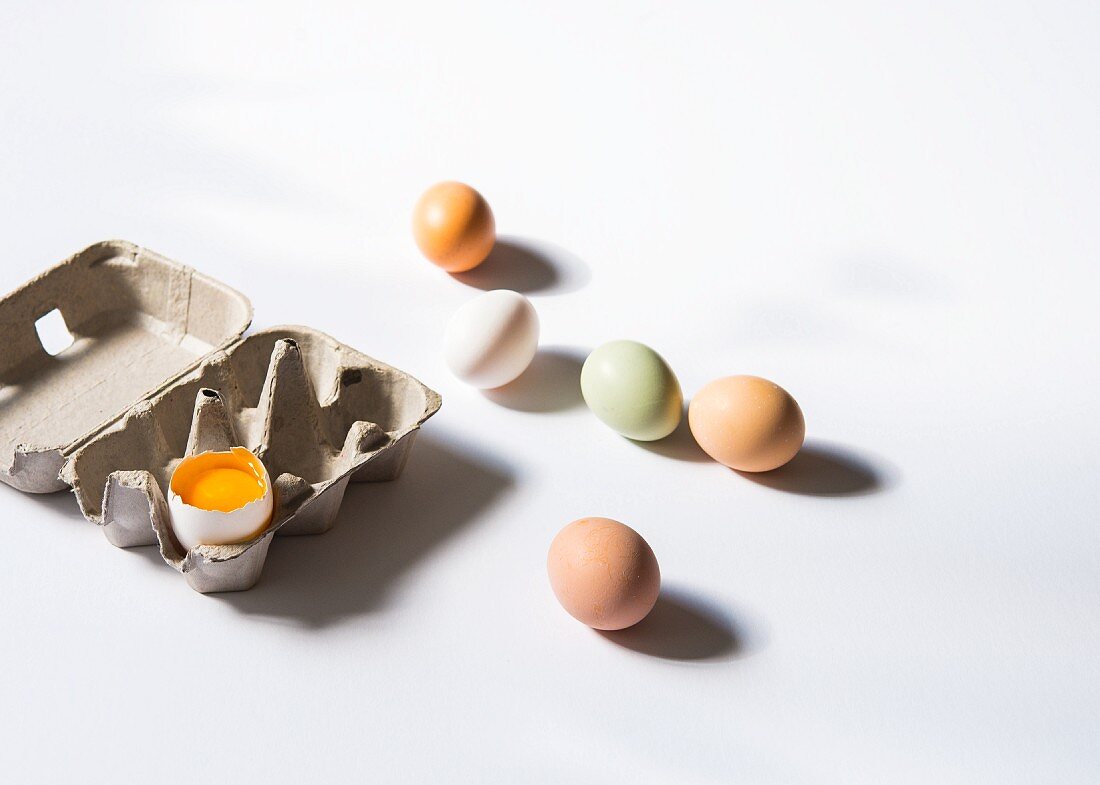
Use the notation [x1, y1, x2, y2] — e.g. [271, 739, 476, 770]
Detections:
[688, 375, 805, 472]
[547, 517, 661, 630]
[412, 181, 496, 272]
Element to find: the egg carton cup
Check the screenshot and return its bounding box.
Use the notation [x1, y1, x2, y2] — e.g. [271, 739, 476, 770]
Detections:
[0, 242, 442, 593]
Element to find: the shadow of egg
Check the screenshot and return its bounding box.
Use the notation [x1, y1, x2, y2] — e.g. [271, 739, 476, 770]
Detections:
[598, 587, 763, 662]
[450, 236, 591, 296]
[482, 346, 587, 413]
[736, 440, 895, 497]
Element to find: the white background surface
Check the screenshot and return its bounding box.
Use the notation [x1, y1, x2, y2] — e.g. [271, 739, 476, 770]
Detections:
[1, 2, 1098, 783]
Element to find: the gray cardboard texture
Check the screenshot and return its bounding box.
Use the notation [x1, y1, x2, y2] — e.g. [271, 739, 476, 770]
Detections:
[63, 328, 442, 592]
[0, 240, 252, 492]
[1, 242, 442, 593]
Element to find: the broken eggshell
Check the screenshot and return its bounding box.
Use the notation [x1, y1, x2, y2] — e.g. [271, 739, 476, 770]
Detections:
[167, 446, 274, 551]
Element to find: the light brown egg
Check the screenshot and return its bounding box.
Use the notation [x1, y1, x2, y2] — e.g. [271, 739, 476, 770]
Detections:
[412, 181, 496, 272]
[547, 517, 661, 631]
[688, 375, 805, 472]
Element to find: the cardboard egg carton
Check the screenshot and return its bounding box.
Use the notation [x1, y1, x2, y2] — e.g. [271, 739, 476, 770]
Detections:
[0, 241, 442, 592]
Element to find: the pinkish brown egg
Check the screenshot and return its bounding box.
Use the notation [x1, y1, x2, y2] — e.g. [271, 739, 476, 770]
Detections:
[547, 517, 661, 630]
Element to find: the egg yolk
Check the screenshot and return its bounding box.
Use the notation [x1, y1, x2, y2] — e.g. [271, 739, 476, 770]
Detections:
[170, 447, 267, 513]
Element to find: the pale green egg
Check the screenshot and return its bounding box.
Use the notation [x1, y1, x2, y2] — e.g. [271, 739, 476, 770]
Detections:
[580, 340, 683, 441]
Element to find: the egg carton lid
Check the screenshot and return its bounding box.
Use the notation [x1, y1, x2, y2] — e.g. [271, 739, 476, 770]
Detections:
[0, 240, 256, 492]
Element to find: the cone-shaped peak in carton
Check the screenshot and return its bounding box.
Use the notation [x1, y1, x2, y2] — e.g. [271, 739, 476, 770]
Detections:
[186, 388, 240, 456]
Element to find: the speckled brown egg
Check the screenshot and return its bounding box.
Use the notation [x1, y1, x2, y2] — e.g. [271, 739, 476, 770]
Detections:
[547, 517, 661, 630]
[688, 375, 805, 472]
[412, 181, 496, 272]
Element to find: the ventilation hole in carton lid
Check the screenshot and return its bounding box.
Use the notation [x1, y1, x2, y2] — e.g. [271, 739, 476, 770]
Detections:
[35, 308, 74, 356]
[340, 368, 363, 386]
[201, 388, 219, 398]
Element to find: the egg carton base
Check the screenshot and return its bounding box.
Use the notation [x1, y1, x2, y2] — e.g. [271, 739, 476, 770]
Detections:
[64, 330, 440, 593]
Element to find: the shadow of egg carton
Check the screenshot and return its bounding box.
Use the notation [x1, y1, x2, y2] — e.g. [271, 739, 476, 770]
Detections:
[62, 327, 442, 593]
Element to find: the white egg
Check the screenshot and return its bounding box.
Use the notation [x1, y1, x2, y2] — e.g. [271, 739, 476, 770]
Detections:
[444, 290, 539, 388]
[167, 447, 274, 552]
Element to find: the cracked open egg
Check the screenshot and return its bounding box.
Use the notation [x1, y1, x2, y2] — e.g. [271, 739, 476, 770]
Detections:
[168, 447, 274, 551]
